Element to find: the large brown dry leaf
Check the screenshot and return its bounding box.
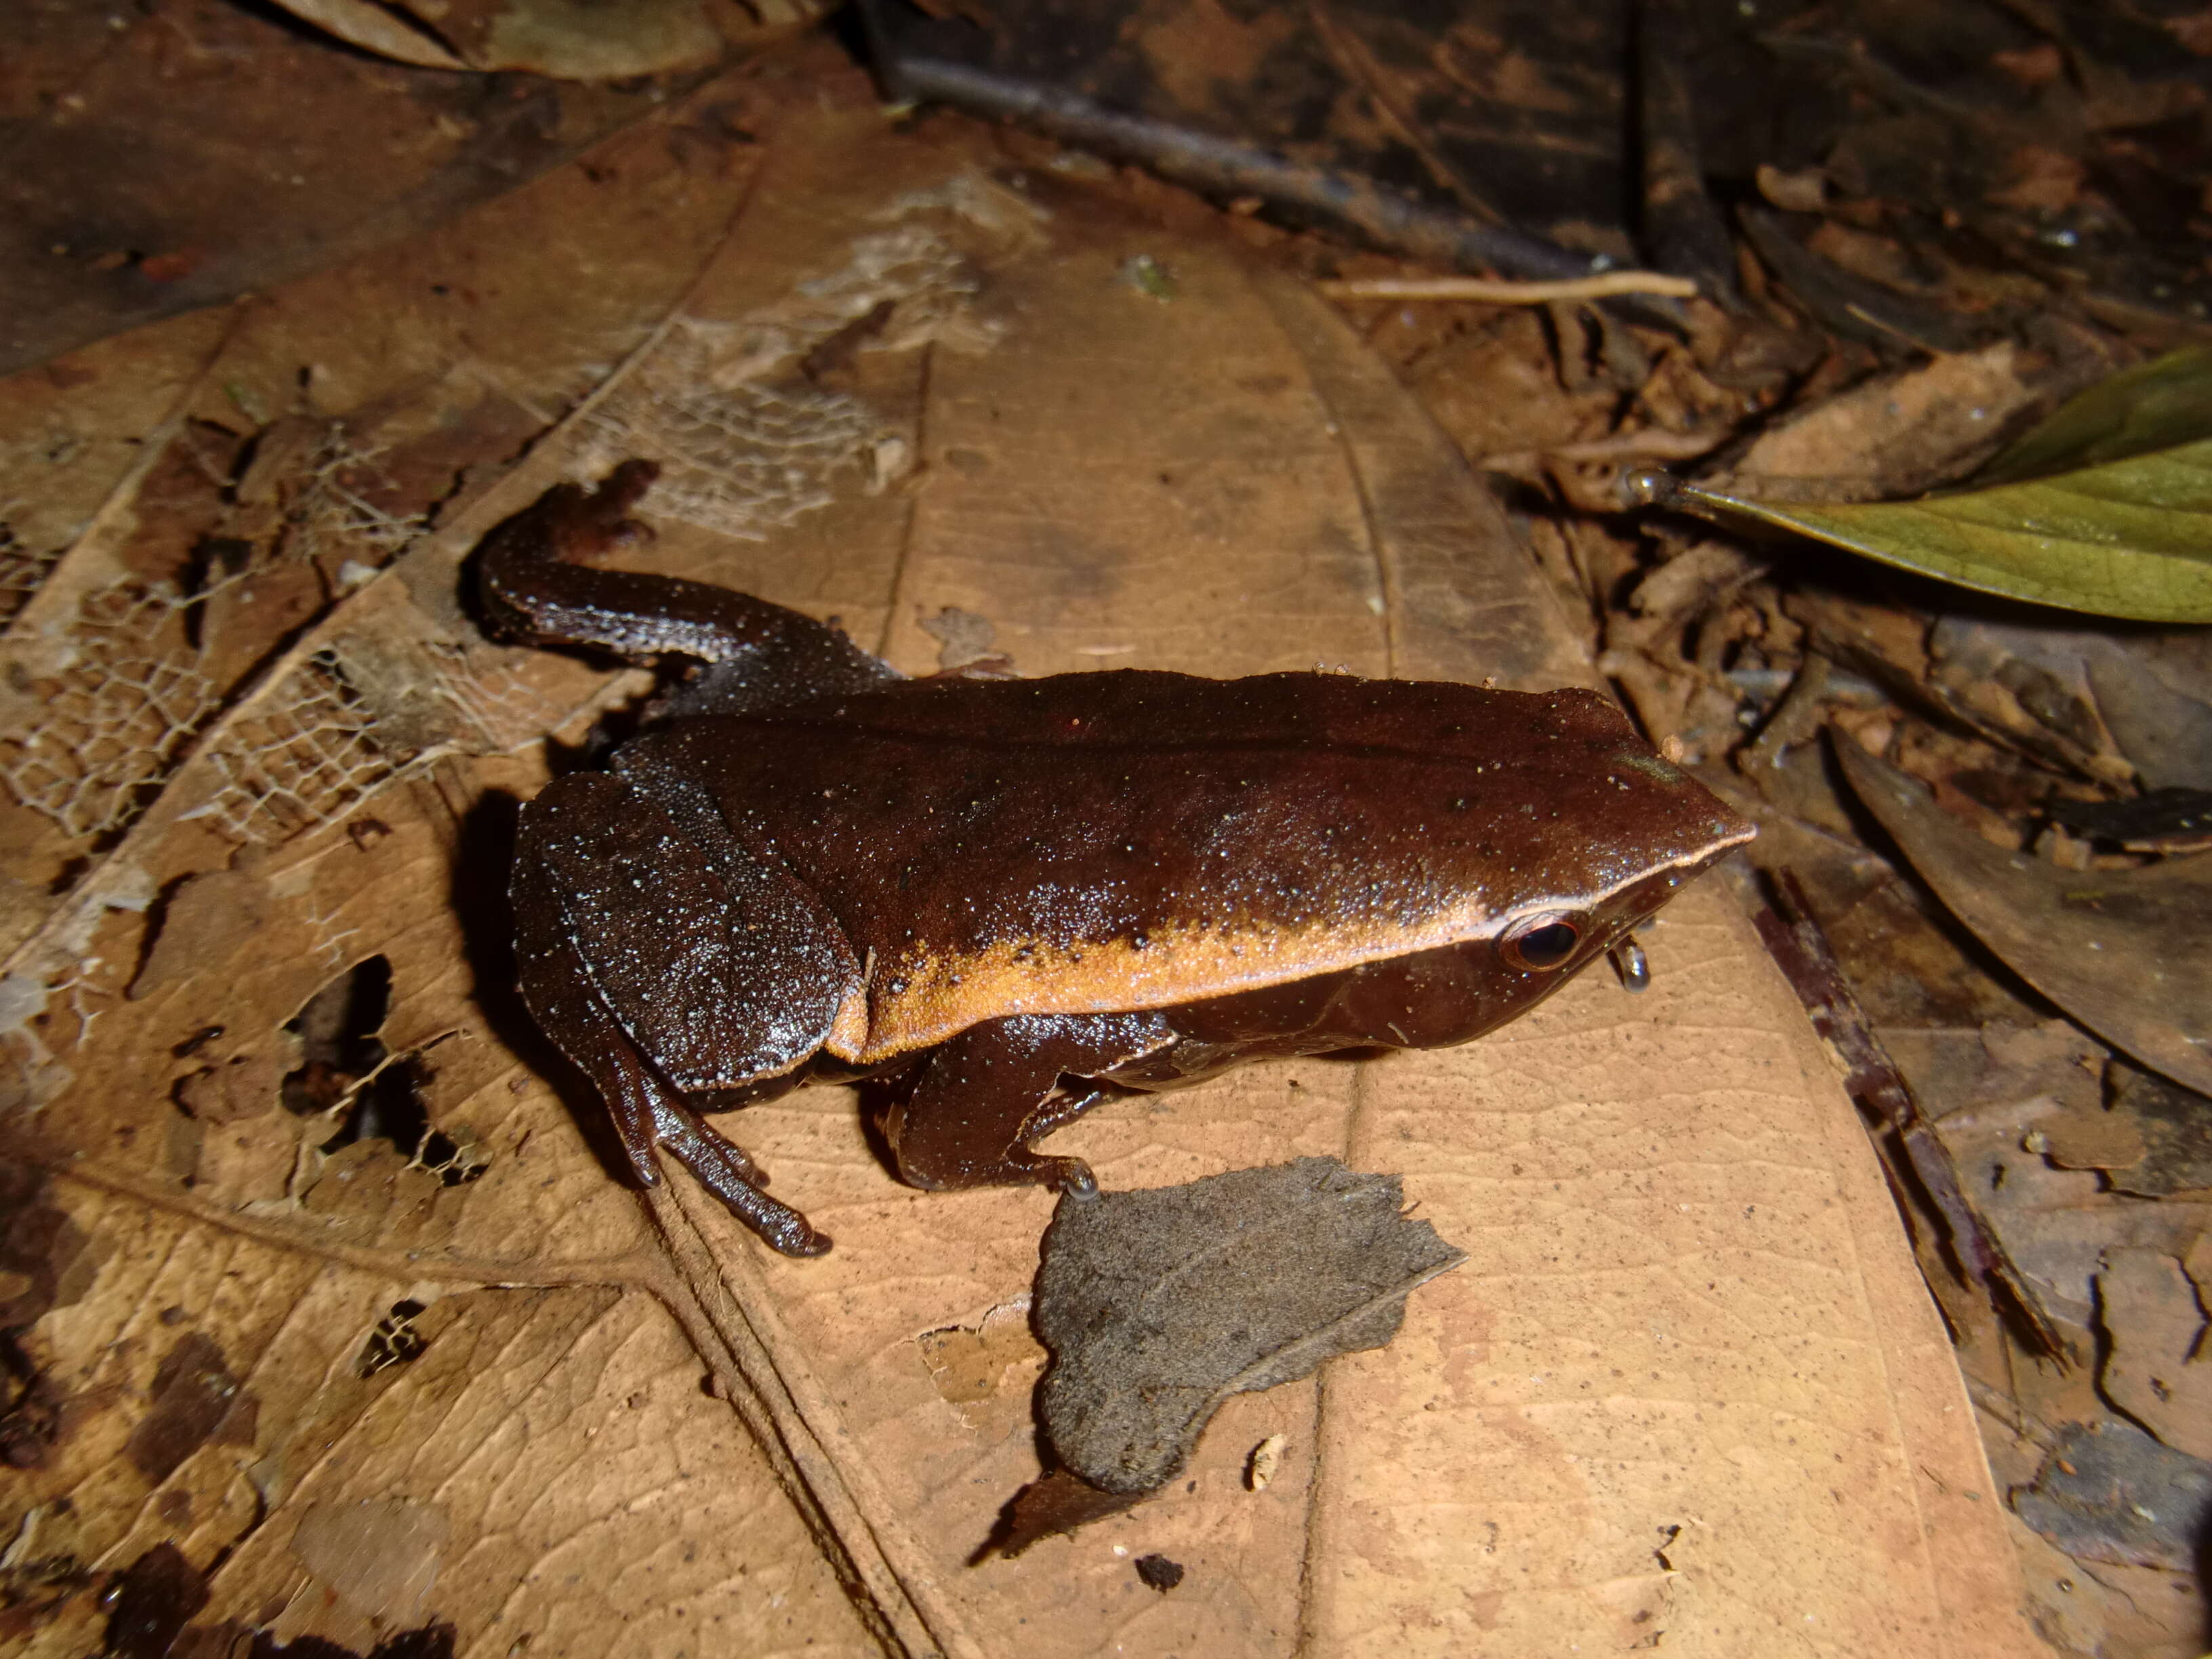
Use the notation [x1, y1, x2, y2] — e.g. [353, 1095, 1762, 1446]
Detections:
[1837, 743, 2212, 1098]
[1, 88, 2043, 1658]
[0, 0, 695, 377]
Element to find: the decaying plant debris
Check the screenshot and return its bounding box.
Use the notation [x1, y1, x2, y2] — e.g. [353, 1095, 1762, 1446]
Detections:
[1406, 308, 2212, 1651]
[1, 3, 2209, 1656]
[1380, 300, 2212, 1657]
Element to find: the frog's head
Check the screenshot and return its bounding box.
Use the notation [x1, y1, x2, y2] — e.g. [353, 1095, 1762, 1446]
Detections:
[1316, 702, 1756, 1048]
[1474, 729, 1755, 975]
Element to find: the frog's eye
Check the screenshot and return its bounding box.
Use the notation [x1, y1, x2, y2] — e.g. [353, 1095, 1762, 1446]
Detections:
[1500, 915, 1582, 972]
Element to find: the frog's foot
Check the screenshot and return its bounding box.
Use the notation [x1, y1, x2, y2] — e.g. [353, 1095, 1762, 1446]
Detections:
[1027, 1086, 1111, 1197]
[884, 1016, 1171, 1193]
[968, 1146, 1097, 1197]
[647, 1094, 830, 1257]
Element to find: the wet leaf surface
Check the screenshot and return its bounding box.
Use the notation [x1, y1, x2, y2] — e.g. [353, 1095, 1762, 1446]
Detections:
[2013, 1420, 2212, 1573]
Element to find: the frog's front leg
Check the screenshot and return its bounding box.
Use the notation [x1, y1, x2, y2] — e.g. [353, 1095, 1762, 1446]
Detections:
[885, 1012, 1176, 1194]
[512, 770, 864, 1257]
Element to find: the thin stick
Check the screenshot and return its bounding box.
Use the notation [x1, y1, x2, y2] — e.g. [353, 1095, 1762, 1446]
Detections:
[1482, 427, 1725, 470]
[1319, 272, 1701, 304]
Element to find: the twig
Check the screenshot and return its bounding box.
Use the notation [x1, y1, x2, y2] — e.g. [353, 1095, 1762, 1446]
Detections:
[1304, 0, 1504, 226]
[1751, 868, 2070, 1361]
[1317, 272, 1701, 303]
[1482, 427, 1725, 470]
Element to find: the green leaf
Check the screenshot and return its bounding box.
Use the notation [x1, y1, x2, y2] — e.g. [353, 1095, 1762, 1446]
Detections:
[1632, 349, 2212, 623]
[1969, 346, 2212, 486]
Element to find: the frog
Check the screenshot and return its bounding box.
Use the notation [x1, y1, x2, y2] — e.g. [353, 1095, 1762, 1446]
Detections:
[478, 460, 1755, 1257]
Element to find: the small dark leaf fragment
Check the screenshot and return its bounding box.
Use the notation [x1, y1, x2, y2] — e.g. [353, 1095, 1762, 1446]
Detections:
[1036, 1157, 1466, 1496]
[104, 1542, 209, 1659]
[988, 1468, 1145, 1559]
[2047, 787, 2212, 854]
[1134, 1553, 1185, 1593]
[124, 1334, 245, 1486]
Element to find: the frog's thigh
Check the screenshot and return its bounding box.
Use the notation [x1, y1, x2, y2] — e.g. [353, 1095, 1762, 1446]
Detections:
[886, 1013, 1173, 1192]
[525, 771, 857, 1089]
[512, 830, 687, 1187]
[513, 774, 841, 1256]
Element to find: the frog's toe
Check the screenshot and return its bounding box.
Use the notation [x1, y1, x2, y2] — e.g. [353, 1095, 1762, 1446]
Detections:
[1052, 1159, 1100, 1199]
[653, 1103, 829, 1257]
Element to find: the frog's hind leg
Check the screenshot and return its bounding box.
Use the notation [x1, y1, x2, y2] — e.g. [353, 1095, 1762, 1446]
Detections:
[508, 778, 844, 1256]
[884, 1013, 1174, 1195]
[476, 462, 899, 713]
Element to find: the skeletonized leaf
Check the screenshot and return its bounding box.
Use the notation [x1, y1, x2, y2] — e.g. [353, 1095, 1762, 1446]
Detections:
[1635, 348, 2212, 621]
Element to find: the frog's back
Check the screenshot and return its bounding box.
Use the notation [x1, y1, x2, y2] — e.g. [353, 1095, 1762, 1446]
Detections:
[618, 670, 1746, 1060]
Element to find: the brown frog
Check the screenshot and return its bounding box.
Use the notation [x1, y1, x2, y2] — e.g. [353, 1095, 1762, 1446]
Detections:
[479, 462, 1754, 1256]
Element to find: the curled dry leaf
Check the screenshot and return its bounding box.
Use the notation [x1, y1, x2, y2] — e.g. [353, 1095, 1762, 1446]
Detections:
[271, 0, 731, 78]
[1837, 741, 2212, 1097]
[1033, 1158, 1467, 1496]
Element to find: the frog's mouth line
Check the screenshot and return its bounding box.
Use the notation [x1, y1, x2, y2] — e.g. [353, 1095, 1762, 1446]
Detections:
[831, 819, 1755, 1067]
